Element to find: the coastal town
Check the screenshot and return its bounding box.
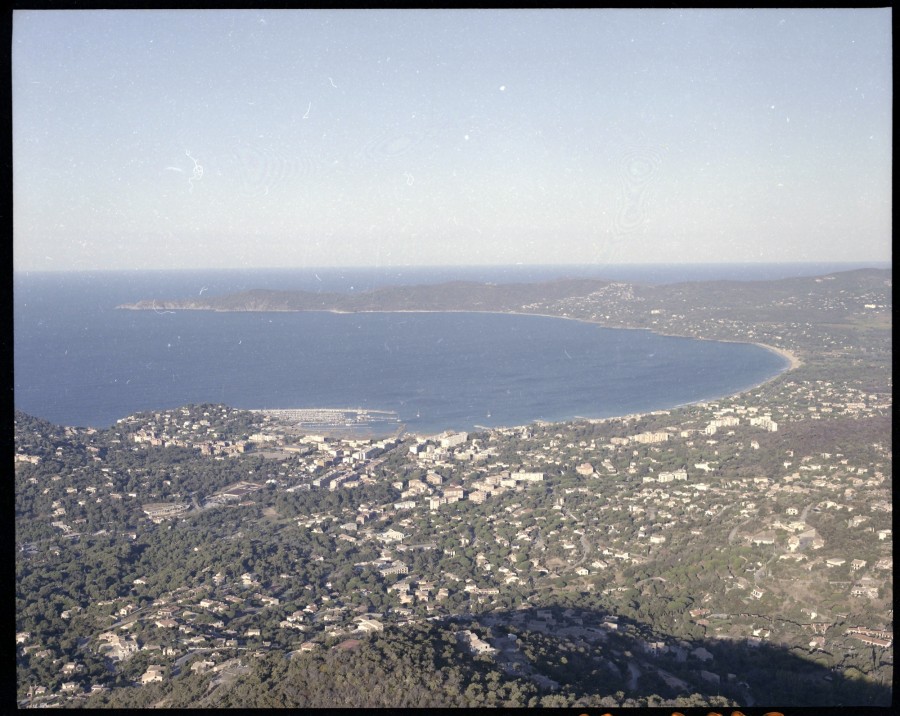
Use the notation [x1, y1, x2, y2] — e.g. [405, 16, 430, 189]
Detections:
[15, 268, 892, 708]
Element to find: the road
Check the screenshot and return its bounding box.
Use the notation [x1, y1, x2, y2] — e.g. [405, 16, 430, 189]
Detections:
[563, 509, 591, 568]
[800, 501, 815, 523]
[634, 577, 667, 588]
[728, 517, 752, 545]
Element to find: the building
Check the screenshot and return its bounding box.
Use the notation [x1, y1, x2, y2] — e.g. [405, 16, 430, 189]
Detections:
[141, 503, 189, 520]
[444, 486, 465, 501]
[511, 471, 544, 482]
[750, 531, 776, 546]
[140, 665, 166, 684]
[379, 561, 409, 577]
[632, 431, 669, 444]
[379, 529, 405, 543]
[356, 618, 384, 633]
[440, 432, 468, 449]
[749, 416, 778, 432]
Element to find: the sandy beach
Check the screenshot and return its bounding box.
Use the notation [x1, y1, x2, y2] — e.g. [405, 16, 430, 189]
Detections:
[754, 342, 802, 371]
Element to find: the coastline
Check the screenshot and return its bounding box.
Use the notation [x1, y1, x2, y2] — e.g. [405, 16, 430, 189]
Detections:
[753, 342, 802, 371]
[112, 304, 803, 432]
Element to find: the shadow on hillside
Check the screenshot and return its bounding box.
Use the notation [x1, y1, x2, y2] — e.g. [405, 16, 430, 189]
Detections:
[444, 603, 892, 708]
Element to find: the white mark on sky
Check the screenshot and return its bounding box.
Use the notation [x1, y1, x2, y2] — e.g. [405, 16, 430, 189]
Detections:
[199, 286, 207, 295]
[165, 166, 184, 173]
[404, 172, 414, 186]
[185, 150, 204, 192]
[303, 102, 311, 119]
[329, 77, 338, 88]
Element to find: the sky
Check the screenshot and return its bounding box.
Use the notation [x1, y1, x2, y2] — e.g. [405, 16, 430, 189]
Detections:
[12, 8, 893, 271]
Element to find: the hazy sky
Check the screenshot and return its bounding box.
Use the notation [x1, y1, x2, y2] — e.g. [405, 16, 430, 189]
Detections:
[12, 8, 892, 271]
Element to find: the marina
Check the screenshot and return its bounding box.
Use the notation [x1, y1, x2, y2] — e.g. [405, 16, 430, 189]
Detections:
[250, 407, 404, 437]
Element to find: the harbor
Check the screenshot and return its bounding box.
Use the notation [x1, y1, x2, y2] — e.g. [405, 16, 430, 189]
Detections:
[250, 407, 404, 438]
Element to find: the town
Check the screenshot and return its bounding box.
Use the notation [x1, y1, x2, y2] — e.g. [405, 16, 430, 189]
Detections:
[15, 268, 892, 708]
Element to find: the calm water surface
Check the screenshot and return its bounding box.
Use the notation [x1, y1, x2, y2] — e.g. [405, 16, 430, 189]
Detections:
[15, 263, 864, 432]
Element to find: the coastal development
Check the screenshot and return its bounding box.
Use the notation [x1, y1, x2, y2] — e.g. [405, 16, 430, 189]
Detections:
[249, 408, 404, 437]
[16, 268, 892, 708]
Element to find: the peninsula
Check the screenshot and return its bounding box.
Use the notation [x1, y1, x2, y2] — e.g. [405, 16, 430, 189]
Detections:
[118, 268, 892, 386]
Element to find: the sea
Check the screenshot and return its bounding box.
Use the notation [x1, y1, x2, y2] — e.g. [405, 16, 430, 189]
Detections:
[13, 263, 884, 435]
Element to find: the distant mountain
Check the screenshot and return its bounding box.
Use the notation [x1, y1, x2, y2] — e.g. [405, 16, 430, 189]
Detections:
[117, 269, 891, 320]
[117, 278, 615, 313]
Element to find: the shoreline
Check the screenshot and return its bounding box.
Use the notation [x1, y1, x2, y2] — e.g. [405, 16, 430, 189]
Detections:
[752, 342, 802, 371]
[88, 306, 804, 436]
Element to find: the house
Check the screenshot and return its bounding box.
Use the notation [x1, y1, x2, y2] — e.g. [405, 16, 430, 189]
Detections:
[379, 560, 409, 577]
[140, 665, 166, 684]
[750, 531, 776, 546]
[356, 618, 384, 633]
[850, 577, 879, 599]
[379, 529, 406, 543]
[458, 630, 496, 656]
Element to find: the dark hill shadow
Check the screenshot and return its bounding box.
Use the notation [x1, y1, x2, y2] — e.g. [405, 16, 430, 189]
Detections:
[442, 602, 892, 709]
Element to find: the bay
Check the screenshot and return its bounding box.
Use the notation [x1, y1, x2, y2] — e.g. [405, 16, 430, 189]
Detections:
[13, 264, 866, 433]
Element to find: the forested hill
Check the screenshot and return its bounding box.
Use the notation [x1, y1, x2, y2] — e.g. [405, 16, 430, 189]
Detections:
[116, 278, 613, 313]
[117, 269, 891, 322]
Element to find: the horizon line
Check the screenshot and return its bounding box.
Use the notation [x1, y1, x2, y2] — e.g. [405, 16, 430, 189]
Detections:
[12, 260, 893, 275]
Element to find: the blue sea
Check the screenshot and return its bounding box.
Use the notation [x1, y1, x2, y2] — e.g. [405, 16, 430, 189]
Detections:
[13, 263, 882, 434]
